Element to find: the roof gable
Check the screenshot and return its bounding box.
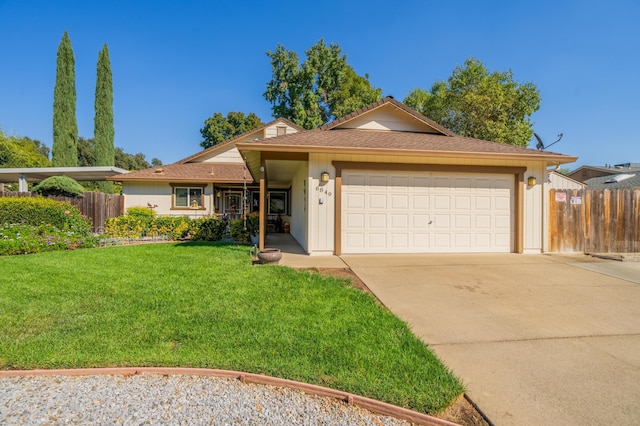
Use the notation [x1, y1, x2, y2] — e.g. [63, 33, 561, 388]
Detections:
[320, 97, 455, 136]
[177, 117, 303, 164]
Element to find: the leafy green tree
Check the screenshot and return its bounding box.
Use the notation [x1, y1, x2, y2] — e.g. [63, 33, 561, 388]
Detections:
[77, 137, 96, 167]
[0, 130, 51, 168]
[200, 111, 263, 149]
[404, 58, 540, 147]
[52, 31, 78, 166]
[151, 157, 163, 167]
[264, 39, 382, 129]
[114, 147, 151, 171]
[94, 44, 115, 192]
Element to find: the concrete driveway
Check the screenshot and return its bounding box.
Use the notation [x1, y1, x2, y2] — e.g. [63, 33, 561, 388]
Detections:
[341, 253, 640, 426]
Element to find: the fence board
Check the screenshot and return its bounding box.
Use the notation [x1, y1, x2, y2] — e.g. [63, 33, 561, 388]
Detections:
[549, 189, 640, 253]
[0, 191, 124, 232]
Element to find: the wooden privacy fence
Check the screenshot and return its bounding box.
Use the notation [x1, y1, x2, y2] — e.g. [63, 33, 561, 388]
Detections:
[0, 191, 124, 233]
[549, 189, 640, 253]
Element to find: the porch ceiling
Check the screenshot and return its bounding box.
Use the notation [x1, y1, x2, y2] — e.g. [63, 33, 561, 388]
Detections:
[266, 160, 305, 186]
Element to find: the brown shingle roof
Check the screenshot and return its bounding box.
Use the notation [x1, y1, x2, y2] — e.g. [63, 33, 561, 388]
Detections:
[109, 162, 249, 183]
[238, 128, 568, 158]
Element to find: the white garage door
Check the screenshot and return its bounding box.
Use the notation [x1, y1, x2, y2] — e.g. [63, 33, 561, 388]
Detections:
[342, 170, 514, 253]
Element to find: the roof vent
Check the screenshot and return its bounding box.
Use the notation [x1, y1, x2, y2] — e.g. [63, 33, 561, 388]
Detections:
[605, 174, 634, 183]
[154, 168, 164, 174]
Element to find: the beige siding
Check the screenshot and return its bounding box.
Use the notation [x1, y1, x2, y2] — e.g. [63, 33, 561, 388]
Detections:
[201, 146, 244, 163]
[338, 108, 440, 133]
[122, 181, 214, 217]
[548, 171, 585, 190]
[264, 122, 299, 139]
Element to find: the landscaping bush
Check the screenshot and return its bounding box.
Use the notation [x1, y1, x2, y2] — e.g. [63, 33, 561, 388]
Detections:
[0, 197, 92, 235]
[190, 217, 225, 241]
[229, 217, 249, 243]
[0, 197, 96, 255]
[31, 176, 86, 197]
[125, 206, 156, 228]
[104, 214, 199, 240]
[147, 216, 192, 240]
[0, 223, 97, 255]
[104, 215, 147, 239]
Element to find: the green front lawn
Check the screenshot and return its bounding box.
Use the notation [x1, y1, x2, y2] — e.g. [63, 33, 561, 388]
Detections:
[0, 243, 463, 414]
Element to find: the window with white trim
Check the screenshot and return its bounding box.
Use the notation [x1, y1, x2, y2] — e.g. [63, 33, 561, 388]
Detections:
[174, 187, 203, 208]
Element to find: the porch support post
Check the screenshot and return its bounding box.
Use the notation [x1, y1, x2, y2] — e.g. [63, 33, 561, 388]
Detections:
[259, 158, 267, 251]
[515, 172, 525, 253]
[18, 174, 28, 193]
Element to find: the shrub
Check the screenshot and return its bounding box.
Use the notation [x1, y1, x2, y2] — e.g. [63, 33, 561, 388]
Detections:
[191, 217, 225, 241]
[126, 206, 157, 219]
[126, 206, 156, 228]
[148, 216, 192, 240]
[104, 216, 147, 239]
[104, 215, 195, 240]
[0, 197, 96, 255]
[0, 223, 97, 255]
[0, 197, 92, 235]
[229, 217, 249, 243]
[246, 212, 259, 236]
[32, 176, 85, 197]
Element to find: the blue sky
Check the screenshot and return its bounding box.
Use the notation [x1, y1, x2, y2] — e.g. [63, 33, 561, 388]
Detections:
[1, 0, 638, 168]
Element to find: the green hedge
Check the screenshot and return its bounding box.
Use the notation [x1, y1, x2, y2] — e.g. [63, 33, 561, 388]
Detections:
[104, 215, 227, 241]
[0, 197, 92, 235]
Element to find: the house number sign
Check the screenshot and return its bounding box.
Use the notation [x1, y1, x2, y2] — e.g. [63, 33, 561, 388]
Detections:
[315, 186, 332, 197]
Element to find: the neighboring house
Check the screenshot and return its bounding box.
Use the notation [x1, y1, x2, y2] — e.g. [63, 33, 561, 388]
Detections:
[112, 97, 577, 254]
[547, 171, 585, 190]
[583, 173, 640, 190]
[568, 163, 640, 183]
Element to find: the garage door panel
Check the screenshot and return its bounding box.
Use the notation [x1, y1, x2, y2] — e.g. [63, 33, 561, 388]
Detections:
[413, 214, 430, 228]
[391, 233, 409, 248]
[369, 233, 387, 248]
[433, 214, 450, 228]
[342, 171, 514, 254]
[455, 196, 471, 210]
[391, 194, 409, 210]
[368, 194, 387, 209]
[390, 175, 410, 188]
[475, 196, 491, 210]
[434, 195, 451, 210]
[346, 213, 365, 229]
[346, 233, 365, 249]
[346, 193, 365, 209]
[369, 214, 387, 228]
[455, 214, 471, 228]
[391, 214, 409, 228]
[413, 195, 429, 210]
[369, 175, 387, 187]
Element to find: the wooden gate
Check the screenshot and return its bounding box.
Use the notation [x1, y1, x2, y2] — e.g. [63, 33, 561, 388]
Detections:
[549, 189, 640, 253]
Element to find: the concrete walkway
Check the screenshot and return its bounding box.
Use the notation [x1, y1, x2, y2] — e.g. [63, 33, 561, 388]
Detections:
[340, 253, 640, 426]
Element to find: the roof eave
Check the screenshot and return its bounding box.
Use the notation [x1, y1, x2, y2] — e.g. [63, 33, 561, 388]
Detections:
[237, 143, 578, 164]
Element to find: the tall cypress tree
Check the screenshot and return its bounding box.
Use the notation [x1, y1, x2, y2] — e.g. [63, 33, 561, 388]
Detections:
[52, 31, 78, 167]
[94, 44, 115, 192]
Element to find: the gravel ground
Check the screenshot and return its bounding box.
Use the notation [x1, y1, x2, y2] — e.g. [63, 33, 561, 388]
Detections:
[0, 374, 413, 425]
